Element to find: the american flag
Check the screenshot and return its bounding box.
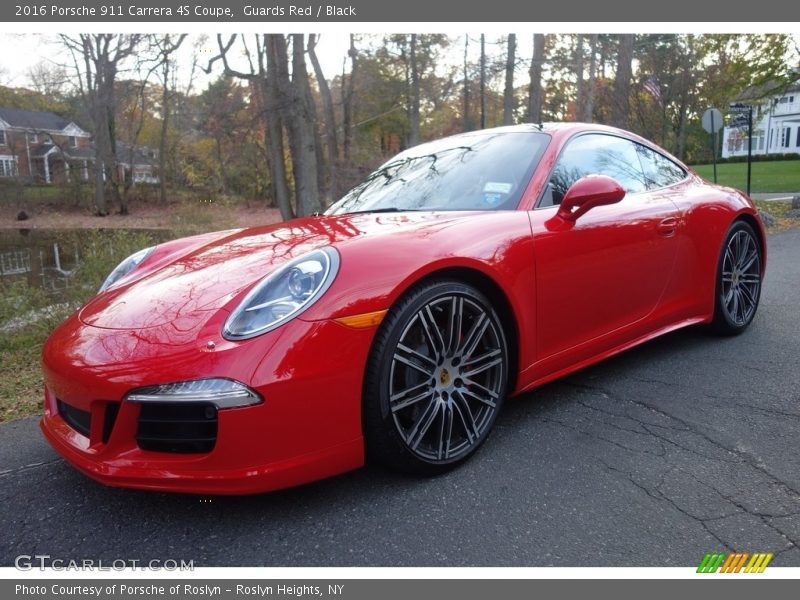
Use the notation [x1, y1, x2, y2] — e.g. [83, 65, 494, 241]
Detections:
[643, 77, 663, 107]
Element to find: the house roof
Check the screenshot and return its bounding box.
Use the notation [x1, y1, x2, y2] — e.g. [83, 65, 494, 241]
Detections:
[736, 78, 800, 102]
[28, 141, 156, 165]
[0, 107, 72, 132]
[30, 143, 96, 160]
[66, 147, 95, 160]
[30, 143, 57, 158]
[117, 142, 158, 166]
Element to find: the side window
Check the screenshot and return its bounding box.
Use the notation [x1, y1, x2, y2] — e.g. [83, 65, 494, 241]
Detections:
[635, 144, 686, 189]
[543, 134, 648, 206]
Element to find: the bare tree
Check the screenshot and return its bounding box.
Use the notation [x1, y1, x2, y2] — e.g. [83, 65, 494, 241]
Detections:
[61, 34, 142, 216]
[207, 34, 295, 220]
[152, 34, 187, 206]
[308, 34, 339, 205]
[408, 34, 421, 146]
[583, 34, 598, 122]
[528, 34, 546, 123]
[480, 34, 486, 129]
[611, 34, 635, 129]
[575, 35, 585, 121]
[503, 34, 516, 125]
[27, 61, 68, 98]
[342, 35, 358, 161]
[287, 34, 321, 215]
[463, 35, 471, 131]
[260, 36, 294, 220]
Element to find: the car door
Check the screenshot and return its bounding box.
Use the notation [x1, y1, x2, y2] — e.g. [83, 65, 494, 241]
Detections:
[529, 133, 681, 362]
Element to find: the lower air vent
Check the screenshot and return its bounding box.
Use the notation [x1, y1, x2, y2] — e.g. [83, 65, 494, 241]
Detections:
[57, 399, 91, 438]
[102, 402, 119, 443]
[136, 402, 218, 454]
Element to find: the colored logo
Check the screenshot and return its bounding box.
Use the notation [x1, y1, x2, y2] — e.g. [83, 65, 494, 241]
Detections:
[697, 552, 773, 573]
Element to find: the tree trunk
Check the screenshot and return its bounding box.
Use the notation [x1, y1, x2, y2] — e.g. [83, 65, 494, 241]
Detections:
[288, 34, 321, 216]
[584, 34, 598, 122]
[215, 136, 227, 193]
[263, 40, 294, 221]
[307, 34, 338, 205]
[159, 57, 170, 206]
[480, 34, 486, 129]
[675, 37, 695, 160]
[575, 34, 585, 122]
[342, 34, 357, 161]
[93, 157, 106, 216]
[463, 35, 471, 131]
[503, 34, 516, 125]
[611, 34, 635, 129]
[528, 34, 545, 123]
[408, 34, 421, 146]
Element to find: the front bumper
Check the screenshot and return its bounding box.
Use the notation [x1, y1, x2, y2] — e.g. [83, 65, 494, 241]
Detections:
[40, 314, 372, 494]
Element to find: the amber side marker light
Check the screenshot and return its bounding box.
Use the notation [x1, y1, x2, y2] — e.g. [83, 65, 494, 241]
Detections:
[334, 310, 388, 329]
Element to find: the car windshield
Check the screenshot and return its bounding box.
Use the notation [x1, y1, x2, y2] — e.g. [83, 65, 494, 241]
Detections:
[326, 131, 550, 214]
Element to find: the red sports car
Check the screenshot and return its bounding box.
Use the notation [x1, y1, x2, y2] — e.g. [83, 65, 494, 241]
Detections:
[41, 123, 766, 494]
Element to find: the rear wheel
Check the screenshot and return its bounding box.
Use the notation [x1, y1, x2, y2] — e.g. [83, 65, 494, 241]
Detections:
[363, 280, 509, 475]
[711, 220, 762, 335]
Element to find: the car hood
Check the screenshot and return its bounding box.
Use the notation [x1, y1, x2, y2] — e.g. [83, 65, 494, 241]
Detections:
[79, 211, 467, 330]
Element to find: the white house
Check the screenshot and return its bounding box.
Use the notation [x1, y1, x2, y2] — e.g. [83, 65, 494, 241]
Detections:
[721, 80, 800, 159]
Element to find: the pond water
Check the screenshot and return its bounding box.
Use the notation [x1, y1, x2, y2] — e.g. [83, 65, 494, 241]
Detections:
[0, 228, 171, 304]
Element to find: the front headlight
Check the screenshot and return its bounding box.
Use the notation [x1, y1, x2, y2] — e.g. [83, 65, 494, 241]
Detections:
[99, 246, 155, 293]
[126, 378, 262, 409]
[223, 247, 340, 340]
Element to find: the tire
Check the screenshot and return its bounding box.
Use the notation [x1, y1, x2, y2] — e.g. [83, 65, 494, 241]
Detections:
[711, 220, 763, 335]
[363, 280, 509, 475]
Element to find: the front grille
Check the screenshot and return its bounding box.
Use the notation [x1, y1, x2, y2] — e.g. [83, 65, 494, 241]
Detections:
[136, 402, 218, 454]
[57, 399, 91, 438]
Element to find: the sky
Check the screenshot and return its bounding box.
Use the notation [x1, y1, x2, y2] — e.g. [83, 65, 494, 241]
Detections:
[0, 32, 545, 95]
[1, 32, 797, 99]
[0, 33, 354, 92]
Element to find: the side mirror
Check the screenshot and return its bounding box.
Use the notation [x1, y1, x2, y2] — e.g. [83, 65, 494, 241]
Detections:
[556, 175, 626, 222]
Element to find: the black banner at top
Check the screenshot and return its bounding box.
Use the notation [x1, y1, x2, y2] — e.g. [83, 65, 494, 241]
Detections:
[3, 0, 800, 22]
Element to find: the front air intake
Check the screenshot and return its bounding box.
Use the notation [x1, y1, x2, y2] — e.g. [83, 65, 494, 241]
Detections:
[136, 402, 217, 454]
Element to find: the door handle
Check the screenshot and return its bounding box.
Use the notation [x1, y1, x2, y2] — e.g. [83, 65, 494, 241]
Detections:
[657, 217, 678, 237]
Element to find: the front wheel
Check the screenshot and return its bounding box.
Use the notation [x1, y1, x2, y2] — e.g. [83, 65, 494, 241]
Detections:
[711, 220, 762, 335]
[363, 280, 509, 475]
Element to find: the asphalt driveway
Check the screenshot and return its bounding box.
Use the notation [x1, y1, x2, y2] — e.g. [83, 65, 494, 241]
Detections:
[2, 229, 798, 567]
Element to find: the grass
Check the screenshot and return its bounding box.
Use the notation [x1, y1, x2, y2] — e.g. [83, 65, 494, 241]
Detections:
[0, 326, 54, 421]
[0, 230, 161, 423]
[692, 160, 800, 194]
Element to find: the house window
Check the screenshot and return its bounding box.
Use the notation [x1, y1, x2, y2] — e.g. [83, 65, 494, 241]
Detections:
[0, 156, 17, 177]
[796, 127, 800, 147]
[781, 127, 791, 148]
[28, 132, 38, 143]
[753, 130, 765, 151]
[0, 129, 6, 145]
[69, 136, 77, 148]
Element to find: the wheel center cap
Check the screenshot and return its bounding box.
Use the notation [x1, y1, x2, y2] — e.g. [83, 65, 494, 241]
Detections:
[439, 368, 451, 386]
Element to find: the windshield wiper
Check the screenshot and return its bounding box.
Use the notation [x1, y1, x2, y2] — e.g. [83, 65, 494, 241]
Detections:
[340, 207, 420, 215]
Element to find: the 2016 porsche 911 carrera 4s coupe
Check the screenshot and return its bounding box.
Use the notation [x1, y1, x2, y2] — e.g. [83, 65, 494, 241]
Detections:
[41, 123, 766, 494]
